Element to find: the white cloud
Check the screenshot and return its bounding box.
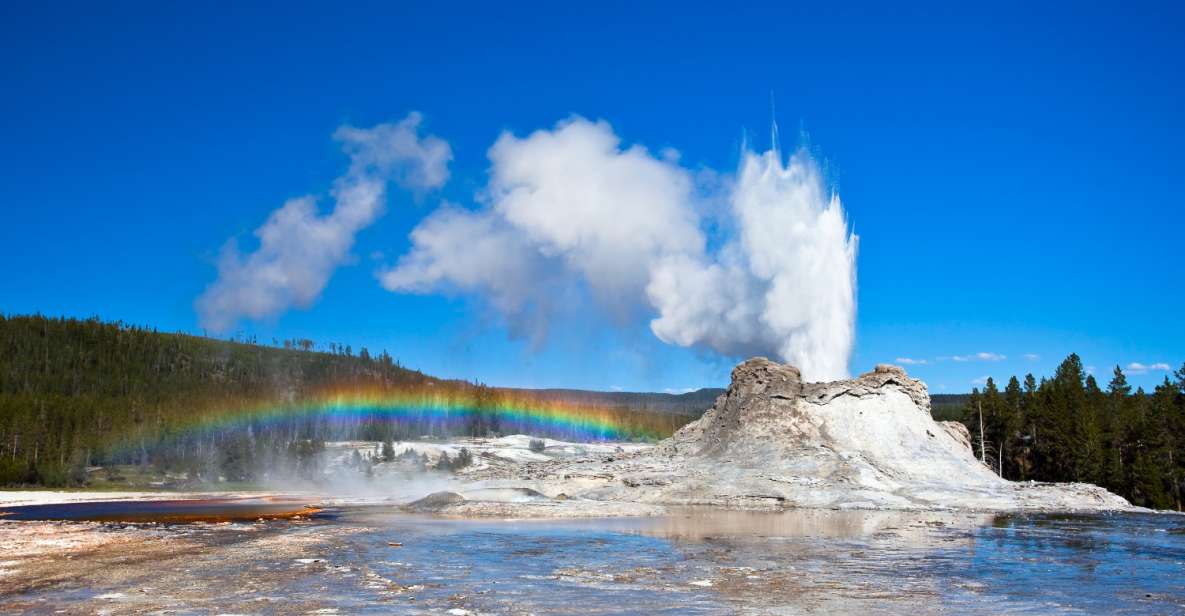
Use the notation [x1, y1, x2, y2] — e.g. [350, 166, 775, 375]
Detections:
[382, 116, 859, 381]
[952, 352, 1006, 362]
[486, 118, 705, 320]
[379, 204, 560, 344]
[1023, 353, 1040, 361]
[197, 112, 450, 333]
[333, 113, 452, 194]
[971, 375, 991, 386]
[382, 117, 701, 342]
[1126, 362, 1171, 375]
[895, 357, 928, 365]
[663, 387, 697, 395]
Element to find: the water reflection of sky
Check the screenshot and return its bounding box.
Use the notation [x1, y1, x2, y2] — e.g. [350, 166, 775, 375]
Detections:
[8, 508, 1184, 614]
[958, 513, 1185, 612]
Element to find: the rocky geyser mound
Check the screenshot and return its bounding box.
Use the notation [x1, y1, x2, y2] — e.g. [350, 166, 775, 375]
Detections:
[591, 358, 1132, 511]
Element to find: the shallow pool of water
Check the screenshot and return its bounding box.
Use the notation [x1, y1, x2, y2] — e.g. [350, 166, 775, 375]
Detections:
[3, 507, 1183, 614]
[0, 497, 324, 523]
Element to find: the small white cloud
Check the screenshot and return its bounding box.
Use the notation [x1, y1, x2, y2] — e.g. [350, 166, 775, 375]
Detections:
[952, 352, 1006, 362]
[894, 357, 928, 365]
[197, 112, 450, 333]
[1085, 365, 1096, 375]
[1023, 353, 1040, 361]
[971, 375, 991, 386]
[1126, 362, 1171, 375]
[664, 387, 697, 395]
[333, 112, 453, 194]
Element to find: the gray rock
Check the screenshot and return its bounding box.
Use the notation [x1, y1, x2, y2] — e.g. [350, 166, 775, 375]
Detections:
[404, 491, 465, 512]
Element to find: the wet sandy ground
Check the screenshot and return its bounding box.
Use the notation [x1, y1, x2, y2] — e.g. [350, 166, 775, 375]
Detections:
[1, 508, 1183, 614]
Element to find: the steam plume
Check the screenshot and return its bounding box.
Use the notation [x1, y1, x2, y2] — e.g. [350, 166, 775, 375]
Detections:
[383, 116, 858, 380]
[382, 117, 704, 343]
[649, 146, 858, 380]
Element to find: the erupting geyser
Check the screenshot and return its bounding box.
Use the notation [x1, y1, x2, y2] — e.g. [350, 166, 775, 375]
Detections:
[385, 117, 859, 380]
[648, 144, 858, 381]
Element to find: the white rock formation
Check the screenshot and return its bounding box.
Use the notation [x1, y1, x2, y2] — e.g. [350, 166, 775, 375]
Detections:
[458, 358, 1134, 514]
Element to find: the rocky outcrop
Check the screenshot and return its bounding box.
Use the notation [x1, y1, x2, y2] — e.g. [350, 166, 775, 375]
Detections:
[571, 359, 1133, 511]
[657, 358, 999, 488]
[939, 421, 974, 454]
[404, 491, 465, 512]
[465, 358, 1135, 514]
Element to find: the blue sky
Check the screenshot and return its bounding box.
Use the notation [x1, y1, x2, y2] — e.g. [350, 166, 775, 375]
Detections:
[2, 2, 1182, 393]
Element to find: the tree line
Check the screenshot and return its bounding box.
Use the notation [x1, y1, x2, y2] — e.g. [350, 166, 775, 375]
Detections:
[962, 353, 1184, 510]
[0, 315, 689, 487]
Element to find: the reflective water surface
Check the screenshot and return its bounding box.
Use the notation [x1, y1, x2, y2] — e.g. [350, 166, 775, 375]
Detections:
[0, 497, 322, 523]
[3, 507, 1183, 614]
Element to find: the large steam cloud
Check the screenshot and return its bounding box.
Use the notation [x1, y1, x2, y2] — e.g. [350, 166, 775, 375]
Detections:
[382, 117, 858, 380]
[197, 112, 450, 333]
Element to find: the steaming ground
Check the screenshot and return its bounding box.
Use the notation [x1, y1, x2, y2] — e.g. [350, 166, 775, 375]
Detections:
[0, 437, 655, 512]
[304, 436, 655, 508]
[0, 437, 646, 511]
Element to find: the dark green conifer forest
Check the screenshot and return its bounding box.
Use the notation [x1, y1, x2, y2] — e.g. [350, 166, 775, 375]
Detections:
[0, 314, 437, 486]
[961, 353, 1185, 510]
[0, 315, 693, 487]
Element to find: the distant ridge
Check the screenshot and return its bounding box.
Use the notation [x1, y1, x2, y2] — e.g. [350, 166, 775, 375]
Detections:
[515, 388, 724, 417]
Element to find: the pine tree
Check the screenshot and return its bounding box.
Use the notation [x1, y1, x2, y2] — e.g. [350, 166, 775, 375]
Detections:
[1103, 366, 1132, 494]
[1003, 376, 1024, 479]
[1048, 354, 1094, 482]
[1076, 373, 1104, 484]
[981, 377, 1005, 475]
[963, 387, 987, 465]
[1149, 378, 1181, 510]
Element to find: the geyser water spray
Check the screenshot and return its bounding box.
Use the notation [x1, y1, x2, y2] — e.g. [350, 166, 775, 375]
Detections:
[648, 142, 858, 381]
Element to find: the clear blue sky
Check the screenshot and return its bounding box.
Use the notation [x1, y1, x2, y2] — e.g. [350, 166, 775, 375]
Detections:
[2, 2, 1182, 393]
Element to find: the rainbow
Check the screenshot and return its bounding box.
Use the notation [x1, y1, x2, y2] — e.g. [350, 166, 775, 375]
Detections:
[123, 383, 682, 450]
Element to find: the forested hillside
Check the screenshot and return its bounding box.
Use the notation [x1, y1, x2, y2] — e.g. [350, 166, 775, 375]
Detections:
[930, 394, 970, 421]
[0, 315, 697, 487]
[4, 315, 1181, 510]
[961, 354, 1185, 510]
